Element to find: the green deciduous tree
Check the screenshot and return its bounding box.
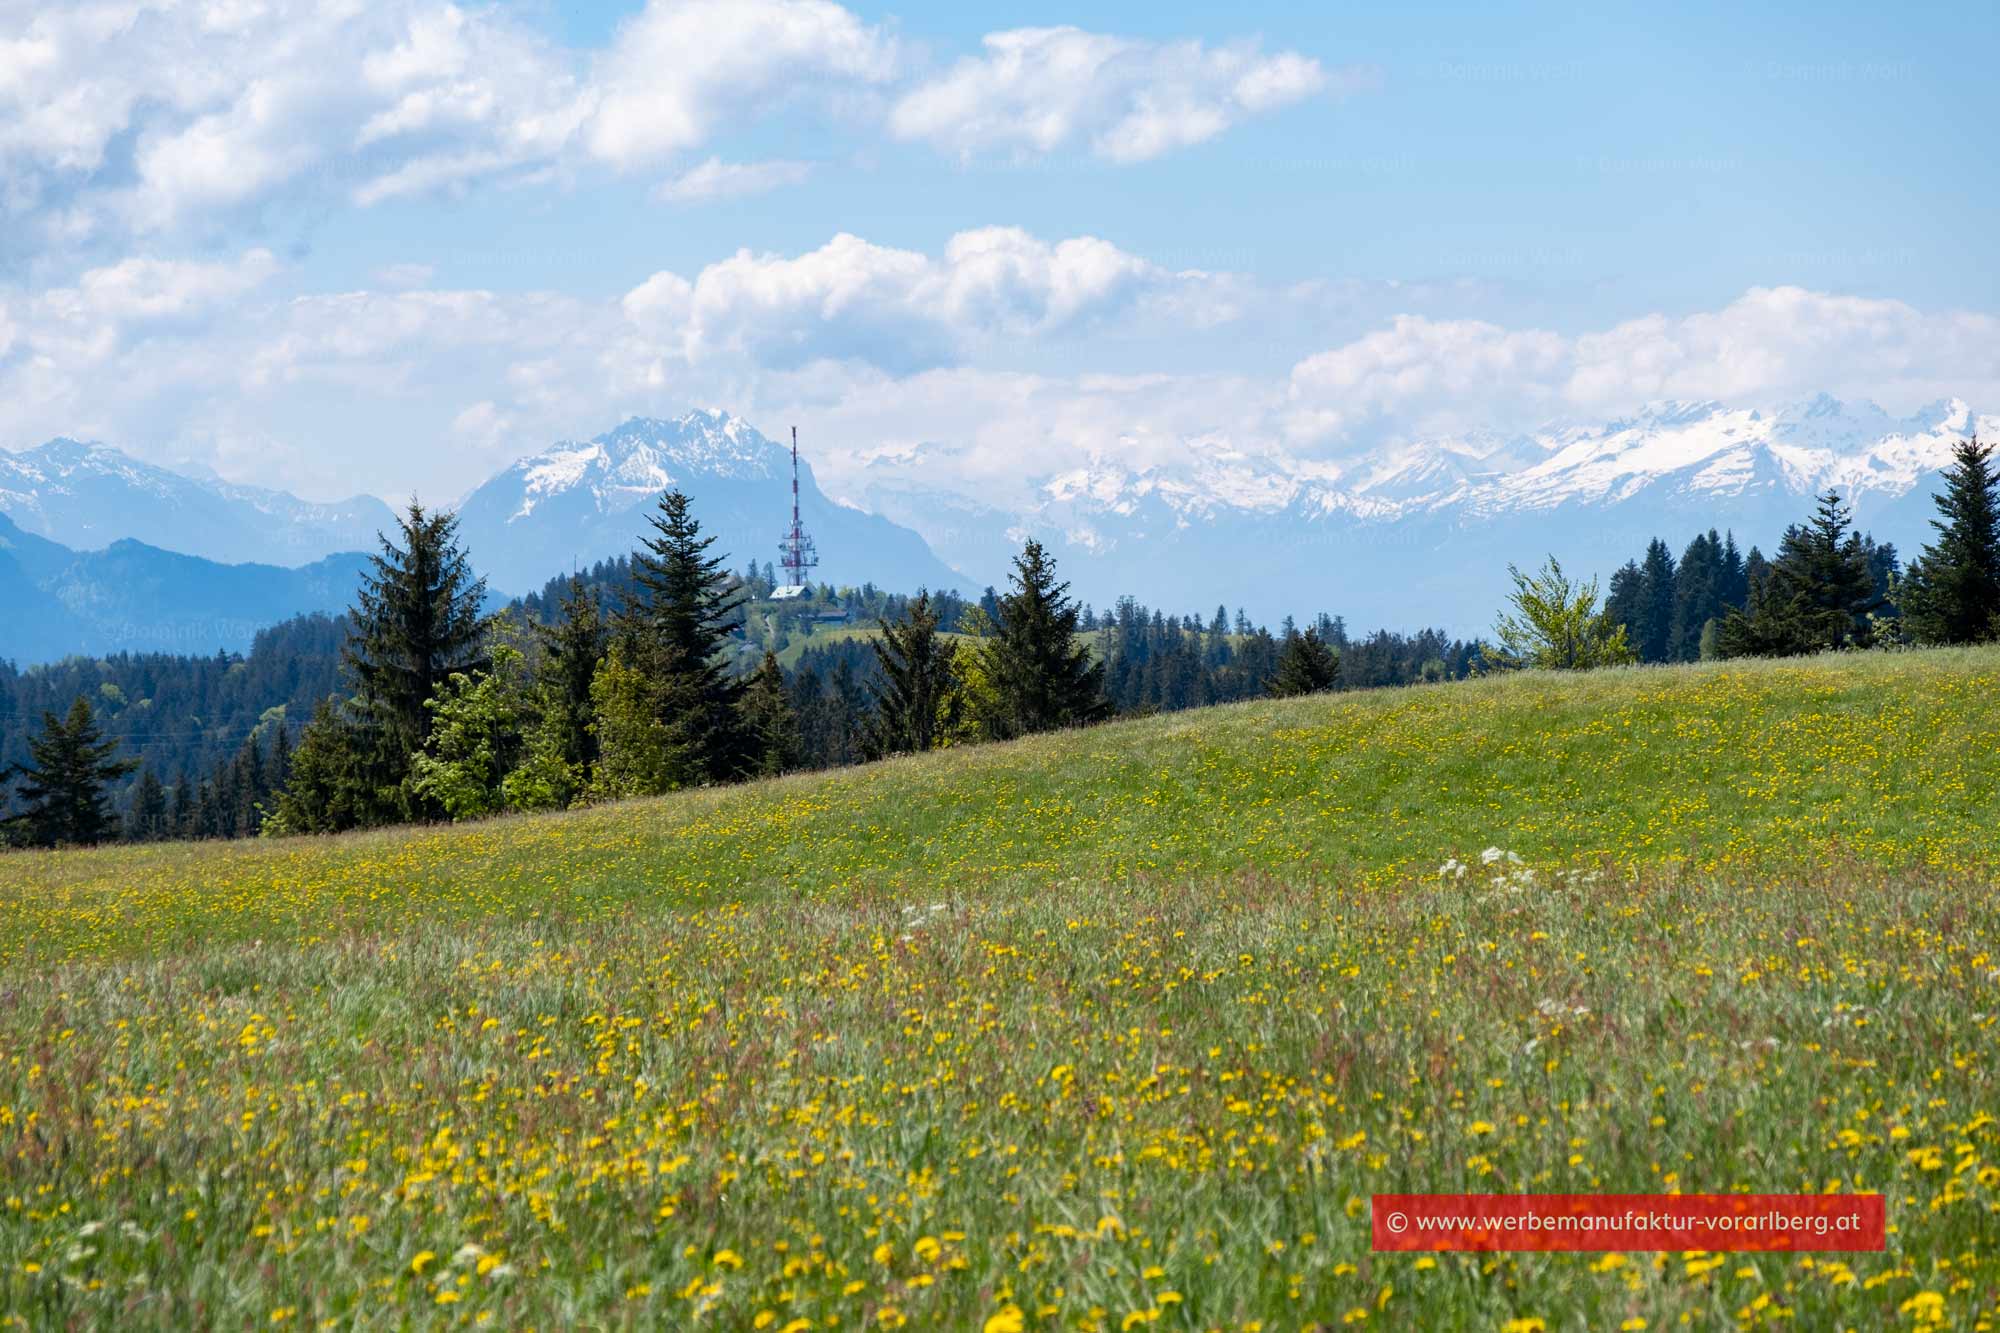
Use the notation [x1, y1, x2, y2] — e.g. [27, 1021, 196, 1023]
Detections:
[4, 696, 136, 847]
[866, 591, 963, 755]
[588, 641, 708, 799]
[1900, 437, 2000, 645]
[408, 637, 539, 821]
[1491, 557, 1636, 671]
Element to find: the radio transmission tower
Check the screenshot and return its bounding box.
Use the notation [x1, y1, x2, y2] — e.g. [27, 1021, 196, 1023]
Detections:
[778, 426, 819, 589]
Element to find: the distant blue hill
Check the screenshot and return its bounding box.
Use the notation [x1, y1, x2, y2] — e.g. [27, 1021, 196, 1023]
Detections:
[0, 514, 371, 666]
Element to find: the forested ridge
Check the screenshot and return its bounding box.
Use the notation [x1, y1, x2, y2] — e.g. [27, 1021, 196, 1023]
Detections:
[4, 436, 1995, 847]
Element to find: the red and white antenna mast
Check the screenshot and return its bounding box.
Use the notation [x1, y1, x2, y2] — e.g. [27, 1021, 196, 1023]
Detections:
[778, 425, 819, 587]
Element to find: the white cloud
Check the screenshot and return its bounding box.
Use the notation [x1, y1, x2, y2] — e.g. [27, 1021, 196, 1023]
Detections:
[372, 262, 437, 290]
[69, 250, 280, 319]
[621, 226, 1226, 373]
[1281, 288, 2000, 451]
[7, 223, 1992, 530]
[0, 3, 1349, 258]
[586, 0, 897, 168]
[1565, 286, 2000, 412]
[889, 27, 1345, 163]
[655, 158, 814, 204]
[0, 0, 890, 246]
[1286, 315, 1570, 441]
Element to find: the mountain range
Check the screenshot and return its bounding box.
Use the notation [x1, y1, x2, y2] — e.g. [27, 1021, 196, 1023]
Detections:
[0, 513, 369, 665]
[0, 438, 397, 566]
[453, 413, 964, 596]
[853, 393, 1992, 629]
[1, 394, 1990, 666]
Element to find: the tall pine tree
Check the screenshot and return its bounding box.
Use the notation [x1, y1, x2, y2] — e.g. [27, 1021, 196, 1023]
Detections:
[1268, 628, 1339, 697]
[1719, 492, 1880, 657]
[4, 696, 136, 847]
[1635, 538, 1677, 663]
[738, 651, 800, 777]
[343, 499, 488, 821]
[1900, 437, 2000, 644]
[535, 575, 609, 778]
[985, 540, 1107, 737]
[866, 591, 963, 755]
[614, 489, 745, 786]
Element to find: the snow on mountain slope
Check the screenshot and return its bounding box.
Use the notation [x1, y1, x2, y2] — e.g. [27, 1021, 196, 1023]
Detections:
[871, 393, 1992, 631]
[493, 411, 782, 523]
[455, 412, 965, 595]
[0, 438, 396, 565]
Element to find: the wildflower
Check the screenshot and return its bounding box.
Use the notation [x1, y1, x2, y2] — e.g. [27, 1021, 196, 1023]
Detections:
[984, 1307, 1026, 1333]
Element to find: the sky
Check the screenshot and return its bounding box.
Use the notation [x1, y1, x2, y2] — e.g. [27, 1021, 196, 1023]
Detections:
[1, 0, 1996, 512]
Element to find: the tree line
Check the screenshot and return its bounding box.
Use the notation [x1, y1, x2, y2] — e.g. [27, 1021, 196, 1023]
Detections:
[6, 435, 1994, 847]
[1492, 437, 1999, 668]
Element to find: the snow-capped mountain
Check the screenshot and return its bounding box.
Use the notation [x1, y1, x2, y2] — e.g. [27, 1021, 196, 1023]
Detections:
[855, 395, 1991, 631]
[3, 394, 1987, 653]
[454, 411, 966, 595]
[0, 438, 398, 566]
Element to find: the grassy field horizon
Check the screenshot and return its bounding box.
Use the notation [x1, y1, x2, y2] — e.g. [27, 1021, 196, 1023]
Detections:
[4, 647, 1999, 1328]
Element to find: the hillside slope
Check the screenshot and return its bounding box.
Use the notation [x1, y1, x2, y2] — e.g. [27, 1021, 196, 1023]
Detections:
[3, 648, 1998, 1330]
[12, 647, 1997, 964]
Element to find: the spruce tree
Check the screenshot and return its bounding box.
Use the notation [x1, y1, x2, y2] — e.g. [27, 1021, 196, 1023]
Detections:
[124, 767, 169, 842]
[4, 696, 136, 847]
[1636, 538, 1677, 663]
[738, 651, 800, 777]
[536, 576, 609, 778]
[985, 540, 1107, 737]
[1719, 492, 1880, 657]
[344, 499, 488, 820]
[623, 490, 746, 782]
[1900, 437, 2000, 644]
[866, 592, 963, 755]
[170, 767, 196, 838]
[266, 699, 370, 835]
[1268, 628, 1339, 697]
[1669, 531, 1723, 663]
[1604, 560, 1645, 646]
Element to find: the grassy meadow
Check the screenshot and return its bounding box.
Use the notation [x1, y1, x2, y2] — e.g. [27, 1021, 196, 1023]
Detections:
[3, 649, 1999, 1329]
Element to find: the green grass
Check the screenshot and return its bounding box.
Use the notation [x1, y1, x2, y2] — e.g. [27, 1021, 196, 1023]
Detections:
[765, 624, 974, 670]
[3, 649, 1999, 1329]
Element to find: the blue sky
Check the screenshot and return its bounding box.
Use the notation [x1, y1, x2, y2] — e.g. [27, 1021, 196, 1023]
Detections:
[1, 0, 1995, 508]
[237, 1, 2000, 317]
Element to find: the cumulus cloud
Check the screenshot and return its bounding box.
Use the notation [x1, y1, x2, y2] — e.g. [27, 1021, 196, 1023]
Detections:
[0, 3, 1346, 258]
[0, 0, 894, 246]
[1286, 315, 1571, 441]
[586, 0, 897, 167]
[621, 226, 1224, 373]
[7, 222, 1992, 529]
[889, 27, 1352, 163]
[1283, 288, 2000, 449]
